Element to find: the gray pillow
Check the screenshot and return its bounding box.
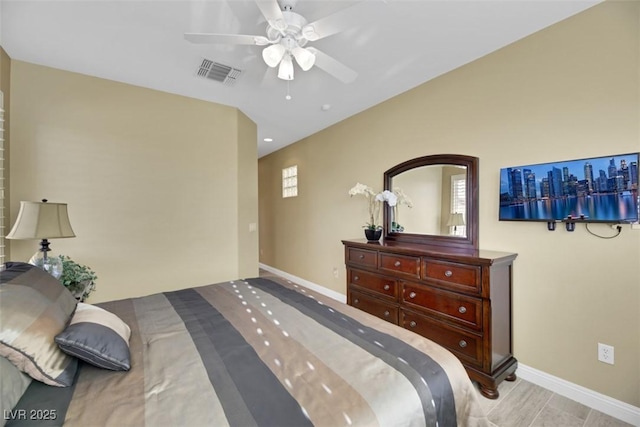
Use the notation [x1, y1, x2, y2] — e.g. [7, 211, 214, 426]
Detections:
[0, 355, 32, 421]
[0, 262, 78, 387]
[55, 303, 131, 371]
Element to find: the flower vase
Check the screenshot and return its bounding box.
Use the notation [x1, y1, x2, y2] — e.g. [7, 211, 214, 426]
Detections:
[364, 228, 382, 242]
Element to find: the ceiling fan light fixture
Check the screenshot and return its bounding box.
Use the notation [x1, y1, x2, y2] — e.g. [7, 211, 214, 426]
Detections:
[185, 0, 359, 84]
[292, 46, 315, 71]
[262, 44, 286, 68]
[278, 55, 294, 80]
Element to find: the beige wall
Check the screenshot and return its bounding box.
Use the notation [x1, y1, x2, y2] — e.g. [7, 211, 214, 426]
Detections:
[9, 61, 258, 303]
[259, 1, 640, 406]
[1, 48, 11, 261]
[236, 109, 259, 278]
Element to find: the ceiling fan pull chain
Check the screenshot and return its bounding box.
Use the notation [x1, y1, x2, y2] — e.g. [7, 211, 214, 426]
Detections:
[285, 80, 292, 101]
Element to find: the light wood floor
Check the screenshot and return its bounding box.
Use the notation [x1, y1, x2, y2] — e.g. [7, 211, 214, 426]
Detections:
[475, 377, 632, 427]
[259, 270, 632, 426]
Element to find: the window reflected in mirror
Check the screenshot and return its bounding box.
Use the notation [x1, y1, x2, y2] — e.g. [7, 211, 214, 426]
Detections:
[390, 165, 467, 237]
[449, 173, 466, 237]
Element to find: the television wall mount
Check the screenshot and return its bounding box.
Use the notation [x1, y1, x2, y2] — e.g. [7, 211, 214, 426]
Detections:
[546, 217, 623, 238]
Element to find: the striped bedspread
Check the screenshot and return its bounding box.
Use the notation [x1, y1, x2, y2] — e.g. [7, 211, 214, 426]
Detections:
[10, 277, 489, 427]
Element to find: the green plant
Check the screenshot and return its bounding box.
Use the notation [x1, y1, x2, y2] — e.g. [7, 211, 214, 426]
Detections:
[58, 255, 97, 301]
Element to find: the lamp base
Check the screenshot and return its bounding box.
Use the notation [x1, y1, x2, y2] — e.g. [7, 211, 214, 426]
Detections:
[28, 252, 63, 279]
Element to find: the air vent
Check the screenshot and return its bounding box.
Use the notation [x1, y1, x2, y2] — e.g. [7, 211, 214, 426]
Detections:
[197, 59, 242, 86]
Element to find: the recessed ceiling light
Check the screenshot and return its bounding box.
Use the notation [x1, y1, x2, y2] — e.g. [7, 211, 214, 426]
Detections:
[321, 104, 331, 111]
[264, 138, 273, 142]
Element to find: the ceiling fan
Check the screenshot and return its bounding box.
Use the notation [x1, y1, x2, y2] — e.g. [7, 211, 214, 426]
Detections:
[184, 0, 363, 83]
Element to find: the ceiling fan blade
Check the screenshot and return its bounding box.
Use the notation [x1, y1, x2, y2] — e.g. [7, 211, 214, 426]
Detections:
[306, 47, 357, 84]
[259, 66, 279, 89]
[184, 33, 270, 46]
[302, 1, 381, 42]
[255, 0, 287, 32]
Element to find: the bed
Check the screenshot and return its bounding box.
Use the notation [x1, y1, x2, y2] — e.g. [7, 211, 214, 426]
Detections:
[1, 262, 489, 427]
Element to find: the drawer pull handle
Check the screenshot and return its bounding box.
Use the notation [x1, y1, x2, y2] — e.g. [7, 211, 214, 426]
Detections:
[353, 299, 359, 304]
[409, 292, 417, 299]
[354, 276, 359, 281]
[458, 306, 467, 314]
[409, 321, 417, 328]
[444, 270, 453, 277]
[383, 284, 391, 291]
[394, 261, 401, 267]
[383, 311, 390, 317]
[359, 254, 365, 259]
[459, 340, 467, 348]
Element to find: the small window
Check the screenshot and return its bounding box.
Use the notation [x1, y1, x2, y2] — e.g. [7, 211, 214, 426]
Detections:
[450, 174, 466, 237]
[282, 165, 298, 198]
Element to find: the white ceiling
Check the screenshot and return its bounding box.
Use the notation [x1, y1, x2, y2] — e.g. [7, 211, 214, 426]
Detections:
[1, 0, 600, 157]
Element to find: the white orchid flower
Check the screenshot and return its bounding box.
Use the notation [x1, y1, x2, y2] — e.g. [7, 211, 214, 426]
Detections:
[376, 190, 398, 207]
[349, 182, 383, 229]
[393, 187, 414, 208]
[349, 182, 375, 197]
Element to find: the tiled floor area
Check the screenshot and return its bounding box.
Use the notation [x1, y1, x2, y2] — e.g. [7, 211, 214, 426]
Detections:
[475, 377, 633, 427]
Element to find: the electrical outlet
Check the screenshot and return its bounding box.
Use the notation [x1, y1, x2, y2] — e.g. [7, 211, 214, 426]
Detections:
[598, 343, 614, 365]
[332, 267, 339, 279]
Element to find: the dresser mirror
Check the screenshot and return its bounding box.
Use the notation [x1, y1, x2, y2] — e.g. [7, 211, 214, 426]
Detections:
[383, 154, 479, 250]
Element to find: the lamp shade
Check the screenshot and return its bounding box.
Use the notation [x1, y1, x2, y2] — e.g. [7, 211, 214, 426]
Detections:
[262, 44, 286, 68]
[292, 46, 316, 71]
[6, 201, 76, 240]
[278, 55, 294, 81]
[446, 213, 465, 227]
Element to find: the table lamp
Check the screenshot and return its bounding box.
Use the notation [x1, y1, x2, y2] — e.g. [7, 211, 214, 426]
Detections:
[6, 199, 76, 278]
[446, 212, 465, 234]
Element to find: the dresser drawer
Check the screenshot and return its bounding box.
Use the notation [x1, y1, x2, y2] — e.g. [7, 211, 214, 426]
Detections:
[347, 247, 377, 268]
[348, 268, 397, 300]
[401, 309, 482, 366]
[379, 253, 420, 278]
[349, 289, 399, 324]
[423, 260, 481, 294]
[402, 283, 482, 330]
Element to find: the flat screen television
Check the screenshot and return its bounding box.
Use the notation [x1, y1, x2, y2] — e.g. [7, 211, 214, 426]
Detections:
[499, 153, 639, 223]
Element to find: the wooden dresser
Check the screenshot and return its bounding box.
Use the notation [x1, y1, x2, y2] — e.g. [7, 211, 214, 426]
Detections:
[343, 238, 518, 399]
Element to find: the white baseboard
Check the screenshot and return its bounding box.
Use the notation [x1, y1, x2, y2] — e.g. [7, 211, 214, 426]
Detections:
[258, 263, 346, 303]
[517, 364, 640, 426]
[259, 264, 640, 426]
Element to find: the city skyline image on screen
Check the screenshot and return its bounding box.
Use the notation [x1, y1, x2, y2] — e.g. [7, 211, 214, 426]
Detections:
[499, 153, 639, 223]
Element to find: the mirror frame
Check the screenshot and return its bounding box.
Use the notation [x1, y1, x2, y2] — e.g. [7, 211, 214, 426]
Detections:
[383, 154, 479, 250]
